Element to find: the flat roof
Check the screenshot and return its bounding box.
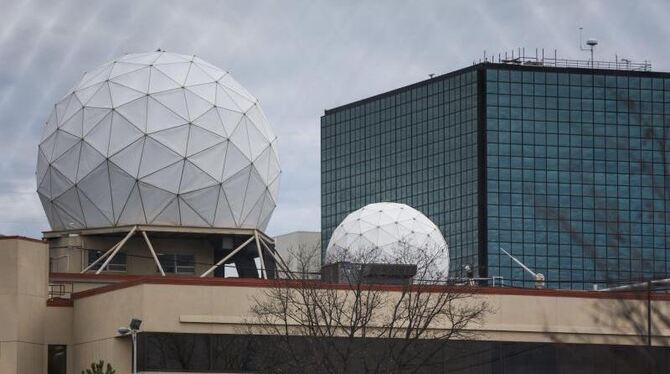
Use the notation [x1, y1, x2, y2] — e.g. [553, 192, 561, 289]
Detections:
[0, 235, 46, 244]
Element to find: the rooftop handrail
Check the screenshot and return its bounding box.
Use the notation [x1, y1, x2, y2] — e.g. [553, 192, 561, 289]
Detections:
[480, 50, 652, 72]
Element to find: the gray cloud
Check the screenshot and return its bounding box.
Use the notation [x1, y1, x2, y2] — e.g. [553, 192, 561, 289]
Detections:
[1, 0, 669, 237]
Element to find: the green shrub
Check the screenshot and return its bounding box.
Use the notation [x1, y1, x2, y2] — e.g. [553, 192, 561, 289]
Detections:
[82, 360, 115, 374]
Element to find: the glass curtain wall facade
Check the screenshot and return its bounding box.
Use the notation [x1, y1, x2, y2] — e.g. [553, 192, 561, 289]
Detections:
[486, 66, 670, 288]
[321, 69, 480, 275]
[322, 63, 670, 288]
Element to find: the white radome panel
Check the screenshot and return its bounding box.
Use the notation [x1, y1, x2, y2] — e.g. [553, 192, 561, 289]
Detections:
[36, 51, 280, 231]
[326, 202, 449, 275]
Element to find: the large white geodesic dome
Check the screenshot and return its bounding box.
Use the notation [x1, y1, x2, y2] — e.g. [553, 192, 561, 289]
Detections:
[326, 202, 449, 275]
[36, 51, 280, 231]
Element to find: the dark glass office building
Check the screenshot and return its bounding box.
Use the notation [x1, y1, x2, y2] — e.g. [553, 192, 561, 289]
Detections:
[321, 62, 670, 288]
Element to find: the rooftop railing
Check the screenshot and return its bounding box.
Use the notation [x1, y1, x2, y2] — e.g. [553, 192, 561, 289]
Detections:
[476, 49, 652, 72]
[500, 56, 651, 72]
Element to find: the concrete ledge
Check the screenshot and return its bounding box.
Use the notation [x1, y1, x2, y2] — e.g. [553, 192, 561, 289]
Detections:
[180, 315, 246, 324]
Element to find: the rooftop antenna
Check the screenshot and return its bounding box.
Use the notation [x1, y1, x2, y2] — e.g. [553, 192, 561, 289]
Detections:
[499, 247, 545, 288]
[579, 27, 598, 68]
[428, 73, 435, 78]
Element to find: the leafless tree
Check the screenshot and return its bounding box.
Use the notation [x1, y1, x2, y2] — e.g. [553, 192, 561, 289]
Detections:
[280, 243, 323, 279]
[248, 244, 490, 374]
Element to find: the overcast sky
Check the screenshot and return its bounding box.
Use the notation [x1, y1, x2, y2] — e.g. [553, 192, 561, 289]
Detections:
[1, 0, 669, 238]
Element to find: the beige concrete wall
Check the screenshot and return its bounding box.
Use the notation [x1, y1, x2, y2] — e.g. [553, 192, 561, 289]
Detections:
[42, 279, 670, 373]
[0, 238, 49, 374]
[45, 306, 74, 374]
[74, 337, 130, 374]
[484, 292, 670, 344]
[0, 341, 18, 374]
[67, 283, 263, 373]
[274, 231, 321, 274]
[70, 284, 261, 341]
[142, 284, 264, 335]
[17, 342, 44, 374]
[69, 282, 670, 347]
[0, 342, 43, 374]
[70, 283, 144, 373]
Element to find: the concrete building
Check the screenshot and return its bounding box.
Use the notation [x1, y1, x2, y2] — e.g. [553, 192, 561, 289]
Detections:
[321, 57, 669, 289]
[4, 235, 670, 373]
[274, 231, 321, 276]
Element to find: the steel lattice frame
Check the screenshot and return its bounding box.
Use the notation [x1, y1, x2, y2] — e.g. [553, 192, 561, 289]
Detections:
[68, 225, 293, 279]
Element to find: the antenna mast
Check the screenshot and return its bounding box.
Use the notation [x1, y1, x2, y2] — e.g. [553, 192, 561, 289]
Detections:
[499, 247, 545, 288]
[579, 27, 598, 68]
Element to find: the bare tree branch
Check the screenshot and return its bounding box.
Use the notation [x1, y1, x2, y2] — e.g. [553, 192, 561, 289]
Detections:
[247, 243, 490, 373]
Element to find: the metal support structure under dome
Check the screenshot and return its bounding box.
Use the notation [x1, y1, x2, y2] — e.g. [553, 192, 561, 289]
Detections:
[44, 225, 292, 280]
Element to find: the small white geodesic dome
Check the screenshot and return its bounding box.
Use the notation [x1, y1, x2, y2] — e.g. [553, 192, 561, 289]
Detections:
[36, 51, 280, 231]
[326, 202, 449, 275]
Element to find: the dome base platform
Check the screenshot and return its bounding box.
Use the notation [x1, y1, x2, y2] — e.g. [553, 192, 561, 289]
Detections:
[43, 225, 291, 280]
